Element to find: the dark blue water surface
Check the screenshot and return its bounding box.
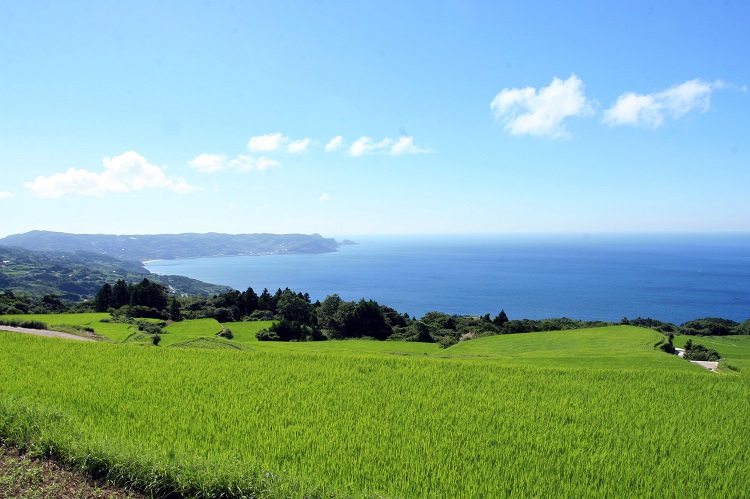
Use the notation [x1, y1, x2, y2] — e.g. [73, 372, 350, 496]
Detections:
[145, 233, 750, 324]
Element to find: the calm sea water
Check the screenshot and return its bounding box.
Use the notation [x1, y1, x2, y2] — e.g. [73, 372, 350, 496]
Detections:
[145, 233, 750, 324]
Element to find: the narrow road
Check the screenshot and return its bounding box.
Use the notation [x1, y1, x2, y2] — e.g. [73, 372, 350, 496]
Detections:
[0, 326, 95, 342]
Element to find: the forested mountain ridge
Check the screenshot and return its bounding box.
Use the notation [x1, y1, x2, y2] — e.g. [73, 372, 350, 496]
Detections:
[0, 245, 232, 302]
[0, 231, 347, 262]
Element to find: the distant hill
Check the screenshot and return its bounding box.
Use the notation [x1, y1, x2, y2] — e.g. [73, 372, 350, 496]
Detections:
[0, 245, 232, 302]
[0, 231, 347, 262]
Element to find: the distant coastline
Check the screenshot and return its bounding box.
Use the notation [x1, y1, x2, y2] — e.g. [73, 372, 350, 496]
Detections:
[145, 233, 750, 323]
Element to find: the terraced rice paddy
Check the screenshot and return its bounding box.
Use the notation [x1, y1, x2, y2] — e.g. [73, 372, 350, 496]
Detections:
[1, 318, 749, 497]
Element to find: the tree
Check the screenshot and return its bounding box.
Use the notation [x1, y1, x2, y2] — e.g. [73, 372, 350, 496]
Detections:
[258, 288, 274, 312]
[380, 305, 409, 329]
[41, 294, 67, 313]
[243, 287, 259, 316]
[130, 278, 168, 311]
[168, 297, 182, 321]
[94, 284, 113, 312]
[342, 299, 392, 340]
[266, 318, 307, 341]
[411, 320, 435, 342]
[277, 289, 314, 325]
[493, 309, 509, 327]
[111, 279, 131, 309]
[680, 318, 738, 336]
[682, 340, 720, 361]
[317, 294, 344, 333]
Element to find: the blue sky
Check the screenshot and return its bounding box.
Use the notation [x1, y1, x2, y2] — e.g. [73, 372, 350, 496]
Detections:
[1, 0, 748, 238]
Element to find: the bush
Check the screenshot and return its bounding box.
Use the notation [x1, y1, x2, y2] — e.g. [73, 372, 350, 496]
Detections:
[438, 336, 458, 349]
[680, 318, 738, 336]
[657, 333, 676, 354]
[256, 329, 280, 341]
[247, 310, 274, 321]
[217, 328, 234, 339]
[113, 305, 167, 320]
[0, 319, 48, 330]
[629, 317, 679, 333]
[683, 340, 720, 362]
[136, 321, 165, 335]
[20, 320, 48, 329]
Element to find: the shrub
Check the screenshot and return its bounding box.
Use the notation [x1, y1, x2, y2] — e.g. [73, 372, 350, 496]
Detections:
[680, 318, 738, 336]
[247, 310, 274, 321]
[0, 319, 49, 330]
[136, 321, 165, 335]
[256, 329, 280, 341]
[217, 328, 234, 340]
[438, 335, 458, 349]
[657, 333, 676, 354]
[683, 340, 720, 362]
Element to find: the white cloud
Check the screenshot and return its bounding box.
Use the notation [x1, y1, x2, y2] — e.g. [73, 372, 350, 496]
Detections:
[0, 191, 15, 199]
[490, 74, 593, 139]
[247, 133, 313, 154]
[349, 136, 430, 156]
[247, 132, 287, 152]
[231, 155, 280, 171]
[325, 136, 344, 152]
[189, 153, 228, 173]
[602, 93, 661, 128]
[254, 157, 281, 171]
[319, 193, 330, 201]
[189, 153, 280, 173]
[25, 151, 199, 198]
[287, 138, 312, 153]
[391, 136, 432, 155]
[350, 136, 389, 156]
[227, 155, 255, 172]
[603, 79, 717, 128]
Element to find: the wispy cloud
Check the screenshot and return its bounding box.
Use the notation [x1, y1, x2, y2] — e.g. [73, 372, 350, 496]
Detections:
[319, 193, 330, 201]
[247, 132, 287, 152]
[0, 191, 15, 199]
[603, 79, 720, 128]
[189, 153, 228, 173]
[287, 138, 312, 153]
[247, 133, 312, 153]
[490, 74, 593, 139]
[349, 136, 431, 156]
[349, 136, 391, 156]
[230, 155, 280, 171]
[189, 153, 280, 173]
[202, 132, 430, 167]
[391, 136, 431, 155]
[325, 136, 344, 152]
[26, 151, 198, 198]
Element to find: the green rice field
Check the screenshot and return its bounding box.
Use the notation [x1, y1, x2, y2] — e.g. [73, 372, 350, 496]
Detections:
[1, 317, 749, 497]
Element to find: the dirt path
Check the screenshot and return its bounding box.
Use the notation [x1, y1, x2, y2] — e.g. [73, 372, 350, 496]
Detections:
[0, 326, 95, 342]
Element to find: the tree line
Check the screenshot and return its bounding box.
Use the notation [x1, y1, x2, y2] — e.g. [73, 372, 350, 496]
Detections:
[3, 282, 749, 347]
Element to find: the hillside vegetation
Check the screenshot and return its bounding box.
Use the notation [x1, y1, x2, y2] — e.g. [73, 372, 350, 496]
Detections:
[0, 230, 346, 261]
[0, 246, 232, 303]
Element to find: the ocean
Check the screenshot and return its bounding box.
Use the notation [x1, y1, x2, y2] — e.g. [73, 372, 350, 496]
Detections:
[145, 233, 750, 324]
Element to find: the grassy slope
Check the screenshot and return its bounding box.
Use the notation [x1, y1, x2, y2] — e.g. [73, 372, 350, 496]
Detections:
[226, 320, 441, 356]
[0, 312, 136, 342]
[1, 325, 749, 497]
[444, 325, 694, 370]
[673, 334, 750, 372]
[160, 318, 223, 346]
